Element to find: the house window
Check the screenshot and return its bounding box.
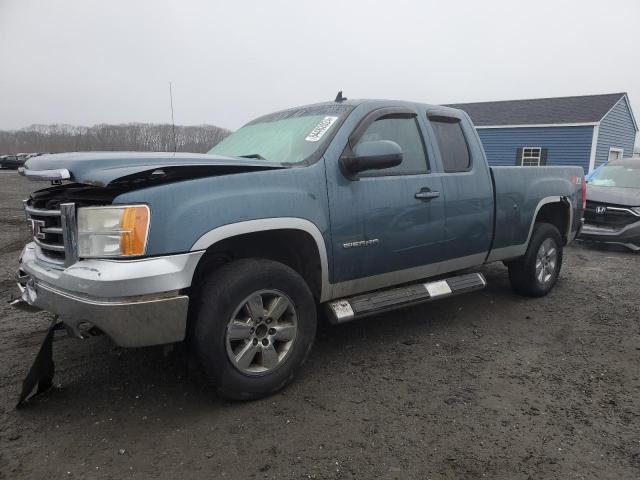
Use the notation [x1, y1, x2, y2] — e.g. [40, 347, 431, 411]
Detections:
[608, 147, 624, 162]
[521, 147, 542, 166]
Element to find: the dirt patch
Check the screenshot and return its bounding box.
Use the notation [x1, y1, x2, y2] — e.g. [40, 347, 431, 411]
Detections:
[0, 238, 29, 253]
[0, 217, 29, 226]
[0, 171, 638, 479]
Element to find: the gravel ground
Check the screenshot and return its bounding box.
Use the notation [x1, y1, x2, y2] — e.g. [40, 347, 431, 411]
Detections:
[0, 169, 639, 479]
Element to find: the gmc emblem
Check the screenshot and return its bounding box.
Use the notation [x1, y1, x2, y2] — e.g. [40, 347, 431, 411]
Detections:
[30, 219, 46, 239]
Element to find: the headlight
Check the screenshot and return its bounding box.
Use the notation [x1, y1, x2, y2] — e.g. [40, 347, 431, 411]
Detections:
[632, 207, 640, 216]
[78, 205, 150, 258]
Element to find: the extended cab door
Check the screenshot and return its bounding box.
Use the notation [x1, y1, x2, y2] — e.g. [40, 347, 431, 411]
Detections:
[327, 107, 446, 287]
[424, 110, 494, 263]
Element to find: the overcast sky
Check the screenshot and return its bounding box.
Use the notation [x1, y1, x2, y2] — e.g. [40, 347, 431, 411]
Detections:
[1, 0, 639, 135]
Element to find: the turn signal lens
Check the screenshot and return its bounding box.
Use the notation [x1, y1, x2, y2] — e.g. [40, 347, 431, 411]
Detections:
[120, 206, 150, 256]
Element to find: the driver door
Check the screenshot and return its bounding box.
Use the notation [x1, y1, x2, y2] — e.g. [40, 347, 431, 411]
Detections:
[327, 107, 446, 287]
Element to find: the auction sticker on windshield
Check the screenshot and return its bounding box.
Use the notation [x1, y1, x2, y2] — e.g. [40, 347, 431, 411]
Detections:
[305, 116, 338, 142]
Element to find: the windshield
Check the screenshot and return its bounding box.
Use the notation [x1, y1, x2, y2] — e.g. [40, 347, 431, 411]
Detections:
[588, 163, 640, 188]
[208, 104, 353, 163]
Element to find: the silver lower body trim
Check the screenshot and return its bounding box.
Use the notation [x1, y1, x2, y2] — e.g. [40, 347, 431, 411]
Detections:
[328, 252, 487, 299]
[485, 243, 528, 263]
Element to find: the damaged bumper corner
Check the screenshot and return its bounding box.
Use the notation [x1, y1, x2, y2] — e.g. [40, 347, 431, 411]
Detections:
[14, 243, 204, 347]
[11, 274, 43, 313]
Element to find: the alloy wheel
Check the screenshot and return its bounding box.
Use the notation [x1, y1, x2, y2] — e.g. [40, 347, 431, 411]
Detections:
[535, 238, 558, 284]
[225, 289, 298, 375]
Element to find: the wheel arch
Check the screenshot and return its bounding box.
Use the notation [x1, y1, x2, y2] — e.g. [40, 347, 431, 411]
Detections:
[190, 218, 330, 302]
[487, 196, 572, 263]
[533, 197, 573, 245]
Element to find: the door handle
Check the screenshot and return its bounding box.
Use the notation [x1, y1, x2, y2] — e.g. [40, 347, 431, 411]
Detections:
[415, 188, 440, 201]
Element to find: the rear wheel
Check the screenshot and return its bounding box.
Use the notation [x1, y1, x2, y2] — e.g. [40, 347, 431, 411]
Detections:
[508, 222, 563, 297]
[192, 258, 317, 400]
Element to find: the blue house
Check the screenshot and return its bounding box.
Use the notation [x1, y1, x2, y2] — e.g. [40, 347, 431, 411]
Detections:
[448, 93, 638, 173]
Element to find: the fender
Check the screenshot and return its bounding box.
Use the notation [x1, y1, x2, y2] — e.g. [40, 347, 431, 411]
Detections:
[190, 218, 331, 301]
[525, 196, 573, 245]
[486, 196, 572, 262]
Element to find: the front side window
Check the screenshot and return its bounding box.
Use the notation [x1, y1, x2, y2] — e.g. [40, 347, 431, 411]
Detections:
[356, 115, 428, 174]
[428, 117, 471, 172]
[209, 104, 353, 164]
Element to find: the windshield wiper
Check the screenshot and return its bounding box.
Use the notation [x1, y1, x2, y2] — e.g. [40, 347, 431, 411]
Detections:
[238, 153, 266, 160]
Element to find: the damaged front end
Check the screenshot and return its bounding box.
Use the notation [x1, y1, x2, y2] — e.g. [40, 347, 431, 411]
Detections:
[11, 161, 225, 407]
[12, 238, 201, 405]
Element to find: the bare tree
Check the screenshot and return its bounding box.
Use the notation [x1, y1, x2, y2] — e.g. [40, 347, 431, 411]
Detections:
[0, 123, 231, 154]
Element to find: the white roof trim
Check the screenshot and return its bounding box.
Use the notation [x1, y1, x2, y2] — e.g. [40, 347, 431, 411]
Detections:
[588, 124, 600, 173]
[476, 122, 598, 129]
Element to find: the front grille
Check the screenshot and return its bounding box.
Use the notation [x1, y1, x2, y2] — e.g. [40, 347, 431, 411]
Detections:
[24, 200, 78, 266]
[584, 201, 639, 229]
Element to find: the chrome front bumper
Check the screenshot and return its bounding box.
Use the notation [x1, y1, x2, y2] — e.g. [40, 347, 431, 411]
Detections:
[13, 243, 205, 347]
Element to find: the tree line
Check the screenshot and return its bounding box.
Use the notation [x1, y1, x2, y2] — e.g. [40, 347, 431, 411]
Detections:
[0, 123, 232, 154]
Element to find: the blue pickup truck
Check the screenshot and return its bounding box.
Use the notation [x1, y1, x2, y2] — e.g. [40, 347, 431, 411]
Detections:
[13, 97, 585, 403]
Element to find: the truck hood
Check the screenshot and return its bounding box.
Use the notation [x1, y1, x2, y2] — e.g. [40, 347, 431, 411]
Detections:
[20, 151, 286, 186]
[586, 184, 640, 207]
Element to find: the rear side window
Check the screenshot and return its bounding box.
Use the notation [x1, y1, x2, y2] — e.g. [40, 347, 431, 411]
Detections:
[429, 116, 471, 173]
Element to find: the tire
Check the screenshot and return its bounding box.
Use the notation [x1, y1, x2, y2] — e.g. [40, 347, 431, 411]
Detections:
[508, 222, 563, 297]
[192, 258, 317, 400]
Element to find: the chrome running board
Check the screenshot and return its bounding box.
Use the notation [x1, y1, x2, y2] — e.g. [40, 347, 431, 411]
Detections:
[325, 272, 486, 324]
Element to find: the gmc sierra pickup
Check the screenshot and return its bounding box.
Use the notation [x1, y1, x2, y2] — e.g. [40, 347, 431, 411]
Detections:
[13, 97, 585, 404]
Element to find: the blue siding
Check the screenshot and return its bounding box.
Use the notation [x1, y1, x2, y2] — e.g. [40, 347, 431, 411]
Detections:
[594, 96, 637, 168]
[477, 126, 594, 173]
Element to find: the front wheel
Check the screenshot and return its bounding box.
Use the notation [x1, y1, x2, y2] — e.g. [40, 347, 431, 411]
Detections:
[508, 222, 563, 297]
[192, 258, 317, 400]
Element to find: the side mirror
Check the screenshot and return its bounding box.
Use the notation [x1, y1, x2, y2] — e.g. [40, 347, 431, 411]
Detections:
[341, 140, 403, 177]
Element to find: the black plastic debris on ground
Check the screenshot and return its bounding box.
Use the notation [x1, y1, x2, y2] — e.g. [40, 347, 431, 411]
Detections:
[16, 318, 60, 408]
